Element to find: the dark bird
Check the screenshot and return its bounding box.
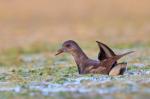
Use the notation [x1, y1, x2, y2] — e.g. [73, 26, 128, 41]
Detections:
[55, 40, 134, 76]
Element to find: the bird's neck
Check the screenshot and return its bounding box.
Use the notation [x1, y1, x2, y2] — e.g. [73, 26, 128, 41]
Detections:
[72, 48, 88, 63]
[71, 48, 89, 74]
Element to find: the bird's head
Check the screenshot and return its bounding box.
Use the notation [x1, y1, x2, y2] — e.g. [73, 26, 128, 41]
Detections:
[55, 40, 79, 56]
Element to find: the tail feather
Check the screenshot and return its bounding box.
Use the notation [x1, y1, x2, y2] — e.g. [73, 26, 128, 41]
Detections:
[112, 51, 135, 61]
[105, 51, 134, 74]
[119, 51, 135, 58]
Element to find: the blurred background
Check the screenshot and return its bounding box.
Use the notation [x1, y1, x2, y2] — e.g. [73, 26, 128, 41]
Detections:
[0, 0, 150, 50]
[0, 1, 150, 98]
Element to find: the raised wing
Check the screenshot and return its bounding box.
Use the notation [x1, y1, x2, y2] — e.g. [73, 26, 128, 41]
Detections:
[96, 41, 116, 61]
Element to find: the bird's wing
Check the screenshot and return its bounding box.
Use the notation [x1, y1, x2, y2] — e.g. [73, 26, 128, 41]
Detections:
[86, 56, 121, 74]
[100, 51, 134, 73]
[96, 41, 116, 61]
[85, 65, 107, 74]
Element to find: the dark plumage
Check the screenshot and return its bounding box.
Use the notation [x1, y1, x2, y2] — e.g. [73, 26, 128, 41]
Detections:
[56, 40, 134, 76]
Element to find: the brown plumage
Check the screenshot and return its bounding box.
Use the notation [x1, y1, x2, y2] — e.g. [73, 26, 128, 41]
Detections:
[55, 40, 134, 76]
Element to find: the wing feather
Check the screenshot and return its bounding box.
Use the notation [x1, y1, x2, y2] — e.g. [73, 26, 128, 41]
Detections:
[96, 41, 116, 61]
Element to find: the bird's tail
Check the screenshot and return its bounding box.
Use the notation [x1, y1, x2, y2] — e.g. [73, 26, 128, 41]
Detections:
[114, 51, 135, 60]
[101, 51, 134, 73]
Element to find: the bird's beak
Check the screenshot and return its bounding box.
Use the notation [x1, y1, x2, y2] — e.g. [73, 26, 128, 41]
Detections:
[55, 48, 64, 56]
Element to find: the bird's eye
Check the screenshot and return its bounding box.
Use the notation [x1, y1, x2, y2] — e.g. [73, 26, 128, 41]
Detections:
[66, 44, 71, 48]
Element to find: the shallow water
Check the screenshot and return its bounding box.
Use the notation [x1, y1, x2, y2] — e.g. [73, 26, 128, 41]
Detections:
[0, 70, 150, 98]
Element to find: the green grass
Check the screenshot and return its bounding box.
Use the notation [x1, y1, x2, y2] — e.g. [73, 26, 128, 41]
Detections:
[0, 42, 149, 83]
[0, 42, 58, 66]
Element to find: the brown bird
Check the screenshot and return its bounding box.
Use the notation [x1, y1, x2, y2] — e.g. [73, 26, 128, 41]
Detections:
[55, 40, 134, 76]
